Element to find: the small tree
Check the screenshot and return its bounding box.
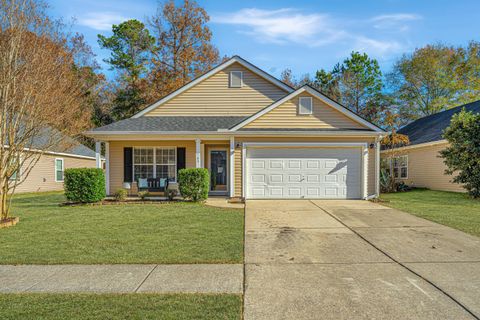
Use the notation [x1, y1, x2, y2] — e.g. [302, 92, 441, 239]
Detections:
[0, 0, 90, 221]
[440, 108, 480, 198]
[380, 111, 410, 192]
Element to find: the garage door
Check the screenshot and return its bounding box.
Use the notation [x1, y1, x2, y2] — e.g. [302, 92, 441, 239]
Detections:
[246, 147, 362, 199]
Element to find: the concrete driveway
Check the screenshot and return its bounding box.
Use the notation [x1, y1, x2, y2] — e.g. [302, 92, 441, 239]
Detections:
[244, 200, 480, 320]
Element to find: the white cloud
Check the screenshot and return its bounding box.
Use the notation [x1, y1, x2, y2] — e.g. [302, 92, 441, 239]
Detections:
[370, 13, 422, 31]
[213, 8, 420, 57]
[212, 8, 345, 46]
[353, 37, 402, 56]
[78, 12, 129, 31]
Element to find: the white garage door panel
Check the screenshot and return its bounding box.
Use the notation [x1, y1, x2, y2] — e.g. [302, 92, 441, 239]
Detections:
[246, 148, 362, 199]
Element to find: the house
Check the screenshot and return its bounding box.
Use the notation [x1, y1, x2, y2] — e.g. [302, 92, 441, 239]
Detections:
[11, 137, 100, 193]
[85, 56, 385, 200]
[382, 100, 480, 192]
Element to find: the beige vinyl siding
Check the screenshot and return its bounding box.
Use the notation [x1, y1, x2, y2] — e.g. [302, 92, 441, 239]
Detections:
[144, 62, 288, 116]
[13, 153, 96, 193]
[233, 136, 377, 198]
[394, 142, 464, 192]
[244, 93, 366, 129]
[108, 140, 196, 194]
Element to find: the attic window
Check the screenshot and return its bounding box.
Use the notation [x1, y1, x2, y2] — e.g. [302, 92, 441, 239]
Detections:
[229, 71, 243, 88]
[298, 97, 313, 115]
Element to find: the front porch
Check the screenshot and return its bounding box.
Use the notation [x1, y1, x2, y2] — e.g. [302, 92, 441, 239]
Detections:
[95, 138, 236, 198]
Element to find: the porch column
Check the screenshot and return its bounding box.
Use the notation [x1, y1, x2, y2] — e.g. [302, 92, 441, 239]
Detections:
[95, 141, 102, 168]
[229, 137, 235, 197]
[195, 138, 201, 168]
[362, 145, 369, 199]
[105, 142, 110, 195]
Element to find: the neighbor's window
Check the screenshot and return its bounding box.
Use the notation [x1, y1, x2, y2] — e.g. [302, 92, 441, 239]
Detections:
[393, 155, 408, 179]
[55, 158, 64, 182]
[298, 97, 313, 115]
[229, 71, 243, 88]
[9, 169, 20, 181]
[9, 156, 21, 181]
[133, 147, 176, 181]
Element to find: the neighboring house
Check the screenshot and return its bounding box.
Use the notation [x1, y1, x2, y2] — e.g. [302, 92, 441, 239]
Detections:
[86, 56, 385, 200]
[382, 100, 480, 193]
[11, 138, 99, 193]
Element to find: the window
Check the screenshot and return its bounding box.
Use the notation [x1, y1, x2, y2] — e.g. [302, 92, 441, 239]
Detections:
[133, 147, 176, 181]
[155, 148, 176, 180]
[55, 158, 64, 182]
[133, 148, 154, 180]
[9, 156, 21, 181]
[298, 97, 313, 115]
[392, 155, 408, 179]
[10, 169, 19, 181]
[229, 71, 243, 88]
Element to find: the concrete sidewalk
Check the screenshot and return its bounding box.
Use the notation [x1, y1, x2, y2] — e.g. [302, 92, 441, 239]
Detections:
[0, 264, 243, 294]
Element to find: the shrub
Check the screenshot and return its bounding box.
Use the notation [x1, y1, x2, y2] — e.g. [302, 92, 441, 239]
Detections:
[114, 189, 128, 201]
[440, 108, 480, 198]
[64, 168, 106, 203]
[138, 191, 149, 200]
[167, 188, 178, 201]
[178, 168, 209, 201]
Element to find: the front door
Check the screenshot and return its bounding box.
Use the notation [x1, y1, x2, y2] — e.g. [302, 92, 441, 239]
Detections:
[210, 150, 228, 194]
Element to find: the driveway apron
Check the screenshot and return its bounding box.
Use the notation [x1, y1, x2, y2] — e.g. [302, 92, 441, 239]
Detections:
[244, 199, 480, 320]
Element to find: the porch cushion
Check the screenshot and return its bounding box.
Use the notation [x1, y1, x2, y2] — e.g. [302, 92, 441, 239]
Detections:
[159, 178, 167, 188]
[138, 178, 148, 189]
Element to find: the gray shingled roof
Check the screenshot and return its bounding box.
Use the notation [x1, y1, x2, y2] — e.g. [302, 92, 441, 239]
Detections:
[238, 128, 374, 131]
[91, 116, 247, 132]
[398, 100, 480, 145]
[30, 127, 97, 158]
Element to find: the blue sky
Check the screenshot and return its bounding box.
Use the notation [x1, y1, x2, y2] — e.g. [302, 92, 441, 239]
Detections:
[49, 0, 480, 79]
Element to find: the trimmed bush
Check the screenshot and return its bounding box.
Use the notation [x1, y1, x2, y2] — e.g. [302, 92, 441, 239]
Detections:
[178, 168, 209, 201]
[114, 189, 128, 201]
[64, 168, 106, 203]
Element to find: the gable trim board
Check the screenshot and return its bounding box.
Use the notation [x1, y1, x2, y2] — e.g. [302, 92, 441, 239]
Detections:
[229, 86, 384, 132]
[132, 56, 294, 118]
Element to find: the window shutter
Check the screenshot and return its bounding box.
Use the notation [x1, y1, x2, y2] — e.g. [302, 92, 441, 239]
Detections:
[177, 147, 186, 174]
[124, 147, 133, 182]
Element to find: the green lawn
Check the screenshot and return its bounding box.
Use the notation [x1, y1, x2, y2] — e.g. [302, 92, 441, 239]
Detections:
[0, 192, 244, 264]
[380, 189, 480, 237]
[0, 293, 241, 320]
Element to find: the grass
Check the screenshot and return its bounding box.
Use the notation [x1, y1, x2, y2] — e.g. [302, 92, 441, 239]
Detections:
[0, 192, 244, 264]
[380, 189, 480, 237]
[0, 293, 242, 320]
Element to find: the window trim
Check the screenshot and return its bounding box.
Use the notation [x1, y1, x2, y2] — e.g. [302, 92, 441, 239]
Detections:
[229, 71, 243, 88]
[132, 147, 177, 182]
[298, 96, 313, 115]
[392, 155, 408, 180]
[54, 158, 64, 182]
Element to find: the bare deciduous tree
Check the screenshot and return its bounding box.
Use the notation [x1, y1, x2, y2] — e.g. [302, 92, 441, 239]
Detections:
[0, 0, 90, 221]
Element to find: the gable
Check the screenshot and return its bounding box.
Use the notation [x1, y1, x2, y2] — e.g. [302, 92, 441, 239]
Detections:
[143, 62, 289, 117]
[243, 92, 368, 130]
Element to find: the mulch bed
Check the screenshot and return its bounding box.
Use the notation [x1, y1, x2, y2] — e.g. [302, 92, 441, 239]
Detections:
[0, 216, 19, 228]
